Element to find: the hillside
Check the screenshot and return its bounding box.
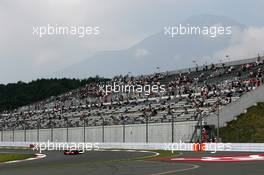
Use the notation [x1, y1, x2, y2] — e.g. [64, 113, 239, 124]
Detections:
[55, 15, 245, 79]
[0, 77, 108, 112]
[220, 103, 264, 143]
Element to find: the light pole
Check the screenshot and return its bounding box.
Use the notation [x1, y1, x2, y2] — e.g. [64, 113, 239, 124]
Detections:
[24, 120, 26, 142]
[144, 112, 149, 143]
[1, 122, 4, 142]
[12, 122, 15, 142]
[37, 119, 40, 143]
[171, 113, 175, 143]
[83, 118, 87, 143]
[168, 107, 174, 143]
[101, 115, 105, 143]
[51, 118, 54, 142]
[122, 115, 126, 143]
[217, 104, 220, 142]
[193, 60, 199, 72]
[226, 55, 230, 65]
[199, 112, 203, 144]
[66, 118, 69, 142]
[213, 99, 221, 142]
[156, 67, 160, 74]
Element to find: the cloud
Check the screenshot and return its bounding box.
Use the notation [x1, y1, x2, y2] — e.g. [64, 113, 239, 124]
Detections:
[0, 0, 145, 83]
[135, 49, 150, 58]
[213, 27, 264, 60]
[0, 0, 264, 84]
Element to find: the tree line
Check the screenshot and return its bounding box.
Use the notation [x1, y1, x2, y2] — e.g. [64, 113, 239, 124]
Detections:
[0, 77, 109, 112]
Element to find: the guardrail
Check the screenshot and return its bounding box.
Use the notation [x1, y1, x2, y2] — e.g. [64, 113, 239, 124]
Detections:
[1, 142, 264, 152]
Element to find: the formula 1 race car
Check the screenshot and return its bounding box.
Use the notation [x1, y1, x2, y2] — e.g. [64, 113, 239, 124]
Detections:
[64, 149, 84, 155]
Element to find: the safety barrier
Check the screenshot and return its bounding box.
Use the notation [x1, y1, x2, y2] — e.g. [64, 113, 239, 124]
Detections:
[1, 142, 264, 152]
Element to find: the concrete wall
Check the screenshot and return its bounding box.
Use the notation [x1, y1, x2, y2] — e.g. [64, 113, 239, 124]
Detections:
[1, 142, 264, 152]
[85, 126, 103, 143]
[53, 128, 67, 142]
[0, 121, 197, 143]
[205, 85, 264, 127]
[3, 131, 13, 142]
[39, 129, 51, 142]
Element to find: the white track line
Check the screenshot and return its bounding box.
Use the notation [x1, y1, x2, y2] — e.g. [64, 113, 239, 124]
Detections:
[1, 153, 46, 164]
[148, 164, 199, 175]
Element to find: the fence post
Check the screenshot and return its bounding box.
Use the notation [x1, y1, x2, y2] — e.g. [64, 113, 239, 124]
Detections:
[12, 128, 15, 142]
[51, 120, 54, 142]
[123, 120, 125, 143]
[145, 114, 149, 143]
[1, 129, 3, 142]
[24, 121, 26, 142]
[171, 114, 174, 143]
[1, 122, 4, 142]
[37, 120, 40, 143]
[66, 120, 69, 142]
[83, 119, 86, 143]
[101, 117, 105, 143]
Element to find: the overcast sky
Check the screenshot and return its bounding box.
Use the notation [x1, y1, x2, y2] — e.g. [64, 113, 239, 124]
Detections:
[0, 0, 264, 84]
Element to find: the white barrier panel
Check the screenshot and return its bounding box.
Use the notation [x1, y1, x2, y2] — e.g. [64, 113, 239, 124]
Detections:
[0, 121, 197, 143]
[0, 142, 29, 147]
[97, 143, 194, 151]
[1, 142, 264, 152]
[227, 143, 264, 152]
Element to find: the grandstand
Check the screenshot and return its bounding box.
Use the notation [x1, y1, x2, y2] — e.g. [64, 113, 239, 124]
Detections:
[0, 56, 264, 143]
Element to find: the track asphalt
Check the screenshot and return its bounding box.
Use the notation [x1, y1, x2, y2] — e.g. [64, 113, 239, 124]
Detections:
[0, 149, 263, 175]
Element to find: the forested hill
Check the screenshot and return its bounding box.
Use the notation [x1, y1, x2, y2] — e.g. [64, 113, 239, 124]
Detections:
[0, 77, 109, 112]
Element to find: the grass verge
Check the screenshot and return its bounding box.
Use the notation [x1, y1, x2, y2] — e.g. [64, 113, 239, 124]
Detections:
[220, 102, 264, 142]
[0, 153, 35, 163]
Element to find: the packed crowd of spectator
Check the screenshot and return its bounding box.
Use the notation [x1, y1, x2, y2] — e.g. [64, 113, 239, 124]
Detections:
[1, 57, 264, 131]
